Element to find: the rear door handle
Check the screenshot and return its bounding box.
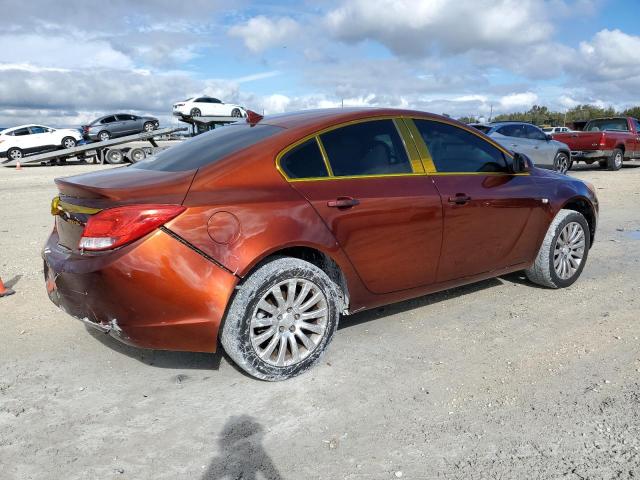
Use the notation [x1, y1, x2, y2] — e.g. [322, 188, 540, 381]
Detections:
[448, 193, 471, 205]
[327, 197, 360, 208]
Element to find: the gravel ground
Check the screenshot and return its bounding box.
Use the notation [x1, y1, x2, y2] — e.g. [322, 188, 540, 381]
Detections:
[1, 162, 639, 479]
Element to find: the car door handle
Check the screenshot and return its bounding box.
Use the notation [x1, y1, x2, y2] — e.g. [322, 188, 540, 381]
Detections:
[327, 197, 360, 208]
[448, 194, 471, 205]
[510, 143, 518, 147]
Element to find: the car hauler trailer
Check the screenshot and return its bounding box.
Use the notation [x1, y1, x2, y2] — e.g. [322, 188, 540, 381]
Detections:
[1, 127, 187, 167]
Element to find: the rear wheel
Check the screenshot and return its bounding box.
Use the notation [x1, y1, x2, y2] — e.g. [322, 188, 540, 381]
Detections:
[7, 147, 23, 161]
[607, 148, 623, 171]
[127, 147, 146, 163]
[104, 148, 124, 164]
[525, 209, 590, 289]
[221, 257, 340, 381]
[98, 130, 110, 142]
[61, 136, 77, 149]
[190, 108, 201, 117]
[553, 152, 570, 174]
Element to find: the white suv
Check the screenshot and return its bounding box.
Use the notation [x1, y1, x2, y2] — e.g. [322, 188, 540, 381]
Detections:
[172, 97, 246, 118]
[0, 124, 82, 163]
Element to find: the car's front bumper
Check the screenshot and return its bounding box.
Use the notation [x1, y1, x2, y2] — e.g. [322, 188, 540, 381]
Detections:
[43, 228, 238, 352]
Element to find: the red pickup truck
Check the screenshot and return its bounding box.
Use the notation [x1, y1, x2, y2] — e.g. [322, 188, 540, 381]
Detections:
[553, 117, 640, 171]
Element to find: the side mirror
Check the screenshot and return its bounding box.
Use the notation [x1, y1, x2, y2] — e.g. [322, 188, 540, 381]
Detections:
[545, 134, 552, 141]
[512, 153, 530, 173]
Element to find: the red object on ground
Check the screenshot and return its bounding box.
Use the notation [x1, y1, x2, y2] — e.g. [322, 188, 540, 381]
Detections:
[0, 276, 15, 297]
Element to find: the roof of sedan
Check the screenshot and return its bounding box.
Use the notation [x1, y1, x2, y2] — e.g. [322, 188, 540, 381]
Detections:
[259, 107, 450, 131]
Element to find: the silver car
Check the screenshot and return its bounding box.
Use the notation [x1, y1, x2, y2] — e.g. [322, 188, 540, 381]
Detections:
[471, 122, 572, 173]
[82, 114, 159, 142]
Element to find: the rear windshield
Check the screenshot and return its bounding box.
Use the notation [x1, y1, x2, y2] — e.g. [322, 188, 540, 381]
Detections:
[584, 119, 629, 132]
[470, 124, 492, 134]
[132, 123, 283, 172]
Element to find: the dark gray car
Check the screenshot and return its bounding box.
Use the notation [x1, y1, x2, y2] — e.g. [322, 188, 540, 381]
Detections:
[83, 114, 159, 142]
[471, 122, 572, 173]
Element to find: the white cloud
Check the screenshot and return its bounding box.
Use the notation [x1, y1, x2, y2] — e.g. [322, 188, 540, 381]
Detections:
[326, 0, 552, 56]
[499, 92, 539, 110]
[229, 16, 300, 53]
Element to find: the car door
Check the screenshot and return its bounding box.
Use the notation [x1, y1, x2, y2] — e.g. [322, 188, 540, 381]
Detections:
[410, 118, 545, 283]
[11, 127, 34, 151]
[208, 98, 226, 116]
[193, 98, 210, 116]
[116, 114, 139, 134]
[632, 118, 640, 158]
[284, 118, 444, 294]
[27, 125, 55, 152]
[100, 116, 118, 136]
[523, 124, 555, 167]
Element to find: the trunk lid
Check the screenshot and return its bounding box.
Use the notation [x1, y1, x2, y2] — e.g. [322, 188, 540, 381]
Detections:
[53, 166, 196, 252]
[553, 131, 604, 151]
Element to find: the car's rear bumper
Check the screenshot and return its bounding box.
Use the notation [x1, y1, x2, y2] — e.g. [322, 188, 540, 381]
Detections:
[570, 149, 612, 160]
[43, 228, 238, 352]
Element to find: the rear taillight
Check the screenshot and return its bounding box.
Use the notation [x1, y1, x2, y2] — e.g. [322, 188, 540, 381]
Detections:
[79, 204, 185, 251]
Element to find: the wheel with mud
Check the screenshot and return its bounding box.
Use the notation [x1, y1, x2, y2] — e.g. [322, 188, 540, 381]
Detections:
[525, 209, 590, 289]
[220, 257, 340, 381]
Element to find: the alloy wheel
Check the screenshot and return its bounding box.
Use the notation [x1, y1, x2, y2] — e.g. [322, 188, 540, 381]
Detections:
[250, 278, 329, 367]
[615, 152, 623, 169]
[9, 149, 22, 160]
[556, 154, 569, 174]
[63, 138, 76, 149]
[553, 221, 585, 280]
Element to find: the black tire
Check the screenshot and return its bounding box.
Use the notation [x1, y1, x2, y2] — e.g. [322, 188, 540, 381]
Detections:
[104, 148, 124, 164]
[231, 108, 242, 118]
[525, 209, 590, 289]
[98, 130, 110, 142]
[7, 147, 23, 161]
[220, 257, 340, 381]
[61, 136, 77, 149]
[554, 152, 570, 174]
[190, 108, 201, 117]
[598, 160, 607, 169]
[127, 147, 146, 163]
[607, 148, 623, 171]
[143, 122, 155, 132]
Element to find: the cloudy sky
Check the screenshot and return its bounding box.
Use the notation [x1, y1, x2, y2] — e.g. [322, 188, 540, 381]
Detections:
[0, 0, 639, 128]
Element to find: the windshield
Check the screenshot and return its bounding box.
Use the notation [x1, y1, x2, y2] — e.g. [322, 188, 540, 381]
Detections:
[584, 118, 629, 132]
[542, 127, 553, 132]
[132, 123, 283, 172]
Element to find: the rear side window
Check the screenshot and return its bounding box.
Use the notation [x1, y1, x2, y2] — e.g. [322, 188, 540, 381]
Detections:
[496, 124, 526, 138]
[414, 120, 509, 173]
[280, 139, 328, 179]
[319, 120, 411, 177]
[101, 116, 116, 124]
[12, 128, 31, 136]
[133, 123, 282, 172]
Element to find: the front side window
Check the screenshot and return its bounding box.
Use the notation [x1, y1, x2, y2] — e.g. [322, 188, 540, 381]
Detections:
[280, 139, 328, 179]
[524, 125, 547, 141]
[319, 120, 412, 177]
[116, 114, 135, 121]
[29, 126, 48, 134]
[414, 119, 509, 173]
[496, 124, 526, 138]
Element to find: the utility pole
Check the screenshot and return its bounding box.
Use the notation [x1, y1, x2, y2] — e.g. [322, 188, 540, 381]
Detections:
[341, 98, 344, 108]
[489, 104, 493, 122]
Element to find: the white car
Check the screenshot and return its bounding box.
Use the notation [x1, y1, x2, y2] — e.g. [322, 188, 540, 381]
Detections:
[172, 96, 246, 118]
[542, 126, 573, 134]
[0, 124, 82, 163]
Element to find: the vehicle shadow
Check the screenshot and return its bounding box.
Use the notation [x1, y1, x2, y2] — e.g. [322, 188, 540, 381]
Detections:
[201, 415, 282, 480]
[339, 276, 504, 330]
[85, 327, 222, 370]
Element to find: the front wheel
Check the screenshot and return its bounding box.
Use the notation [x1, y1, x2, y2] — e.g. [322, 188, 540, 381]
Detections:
[221, 257, 340, 381]
[190, 108, 201, 117]
[554, 152, 571, 174]
[231, 108, 242, 117]
[525, 209, 590, 288]
[143, 122, 155, 132]
[98, 130, 110, 142]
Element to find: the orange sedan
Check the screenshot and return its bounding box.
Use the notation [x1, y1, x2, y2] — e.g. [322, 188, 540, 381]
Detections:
[43, 108, 598, 380]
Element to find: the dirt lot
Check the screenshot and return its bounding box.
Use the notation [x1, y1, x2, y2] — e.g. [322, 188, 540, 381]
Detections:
[1, 162, 639, 479]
